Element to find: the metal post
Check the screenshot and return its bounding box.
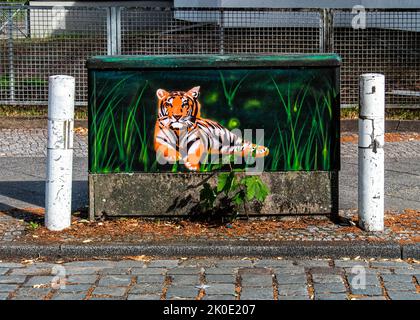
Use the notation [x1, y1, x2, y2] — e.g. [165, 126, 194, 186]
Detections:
[45, 75, 75, 231]
[320, 8, 333, 53]
[107, 6, 121, 55]
[8, 9, 15, 102]
[219, 8, 225, 54]
[358, 73, 385, 232]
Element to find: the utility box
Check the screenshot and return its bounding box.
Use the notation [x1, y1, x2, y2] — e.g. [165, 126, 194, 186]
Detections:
[87, 54, 340, 219]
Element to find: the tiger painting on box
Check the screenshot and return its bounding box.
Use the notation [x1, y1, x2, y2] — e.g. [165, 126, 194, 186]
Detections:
[154, 86, 269, 171]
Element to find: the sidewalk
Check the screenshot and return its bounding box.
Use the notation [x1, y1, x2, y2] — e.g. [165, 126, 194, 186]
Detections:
[0, 257, 418, 300]
[0, 128, 418, 260]
[0, 129, 419, 212]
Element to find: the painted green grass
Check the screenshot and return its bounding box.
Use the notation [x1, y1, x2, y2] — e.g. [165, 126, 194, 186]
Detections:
[90, 76, 153, 173]
[269, 78, 335, 171]
[90, 71, 339, 173]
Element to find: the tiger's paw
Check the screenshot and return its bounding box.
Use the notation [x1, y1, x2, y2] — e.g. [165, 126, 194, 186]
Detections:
[184, 161, 200, 171]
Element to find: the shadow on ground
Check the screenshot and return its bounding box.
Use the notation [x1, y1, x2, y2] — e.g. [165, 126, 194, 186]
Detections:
[0, 180, 88, 212]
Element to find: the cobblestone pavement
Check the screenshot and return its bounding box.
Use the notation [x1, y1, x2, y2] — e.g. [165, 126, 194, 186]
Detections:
[0, 129, 419, 213]
[0, 258, 418, 300]
[1, 128, 420, 159]
[0, 129, 87, 157]
[0, 129, 419, 243]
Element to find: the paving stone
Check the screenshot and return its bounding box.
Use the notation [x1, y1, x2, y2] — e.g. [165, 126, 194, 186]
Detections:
[93, 286, 127, 297]
[137, 275, 166, 284]
[114, 261, 145, 268]
[315, 293, 348, 300]
[345, 267, 386, 275]
[205, 274, 236, 283]
[131, 268, 167, 275]
[350, 286, 383, 296]
[65, 267, 100, 275]
[52, 293, 86, 300]
[347, 274, 380, 287]
[148, 260, 179, 268]
[9, 267, 52, 276]
[100, 268, 131, 275]
[334, 260, 369, 268]
[64, 261, 116, 268]
[276, 274, 307, 285]
[12, 288, 50, 300]
[0, 284, 19, 292]
[216, 260, 253, 268]
[312, 274, 344, 284]
[0, 275, 26, 284]
[129, 284, 163, 295]
[277, 284, 308, 296]
[381, 274, 414, 283]
[204, 283, 236, 296]
[167, 268, 201, 275]
[296, 260, 331, 268]
[127, 294, 161, 300]
[204, 268, 236, 275]
[253, 260, 295, 268]
[0, 268, 9, 275]
[98, 275, 132, 287]
[278, 295, 310, 300]
[203, 295, 236, 300]
[241, 275, 273, 287]
[240, 287, 274, 300]
[274, 267, 306, 275]
[24, 276, 54, 287]
[170, 275, 200, 285]
[383, 281, 416, 291]
[0, 263, 23, 268]
[179, 258, 218, 268]
[56, 284, 92, 293]
[67, 275, 98, 284]
[166, 286, 199, 299]
[370, 261, 411, 269]
[0, 292, 9, 300]
[351, 296, 387, 300]
[387, 291, 420, 300]
[89, 297, 123, 300]
[313, 282, 346, 294]
[392, 269, 420, 276]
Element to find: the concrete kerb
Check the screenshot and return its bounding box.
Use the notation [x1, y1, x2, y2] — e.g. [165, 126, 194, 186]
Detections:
[0, 241, 417, 259]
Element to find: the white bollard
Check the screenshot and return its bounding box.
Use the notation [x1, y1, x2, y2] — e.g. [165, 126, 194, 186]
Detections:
[45, 75, 75, 231]
[358, 73, 385, 231]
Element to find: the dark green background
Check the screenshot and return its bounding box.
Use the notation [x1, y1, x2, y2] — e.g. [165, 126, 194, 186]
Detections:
[88, 67, 340, 173]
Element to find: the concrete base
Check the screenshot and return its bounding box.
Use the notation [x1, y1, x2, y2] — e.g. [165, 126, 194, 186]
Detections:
[89, 171, 338, 219]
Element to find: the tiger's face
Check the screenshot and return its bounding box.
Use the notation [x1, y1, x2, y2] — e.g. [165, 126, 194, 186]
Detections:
[156, 87, 201, 130]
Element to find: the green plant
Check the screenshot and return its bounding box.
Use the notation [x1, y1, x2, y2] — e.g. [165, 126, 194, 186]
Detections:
[28, 221, 40, 230]
[197, 171, 270, 223]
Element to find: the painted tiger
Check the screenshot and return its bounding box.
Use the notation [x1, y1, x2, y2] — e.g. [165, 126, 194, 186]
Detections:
[154, 86, 269, 171]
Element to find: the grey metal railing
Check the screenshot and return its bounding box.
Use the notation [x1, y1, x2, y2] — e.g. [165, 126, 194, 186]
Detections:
[0, 5, 419, 108]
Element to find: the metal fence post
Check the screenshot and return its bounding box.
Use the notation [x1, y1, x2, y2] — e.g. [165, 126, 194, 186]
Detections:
[107, 6, 121, 55]
[358, 73, 385, 232]
[7, 8, 15, 102]
[219, 8, 225, 54]
[320, 8, 333, 53]
[45, 75, 75, 231]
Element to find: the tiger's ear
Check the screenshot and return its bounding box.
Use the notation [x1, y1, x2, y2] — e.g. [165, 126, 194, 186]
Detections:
[156, 89, 169, 100]
[186, 86, 200, 99]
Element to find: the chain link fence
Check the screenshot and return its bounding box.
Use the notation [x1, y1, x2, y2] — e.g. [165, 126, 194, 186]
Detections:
[0, 4, 419, 108]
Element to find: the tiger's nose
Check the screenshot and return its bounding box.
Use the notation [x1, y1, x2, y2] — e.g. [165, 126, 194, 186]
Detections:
[173, 115, 182, 121]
